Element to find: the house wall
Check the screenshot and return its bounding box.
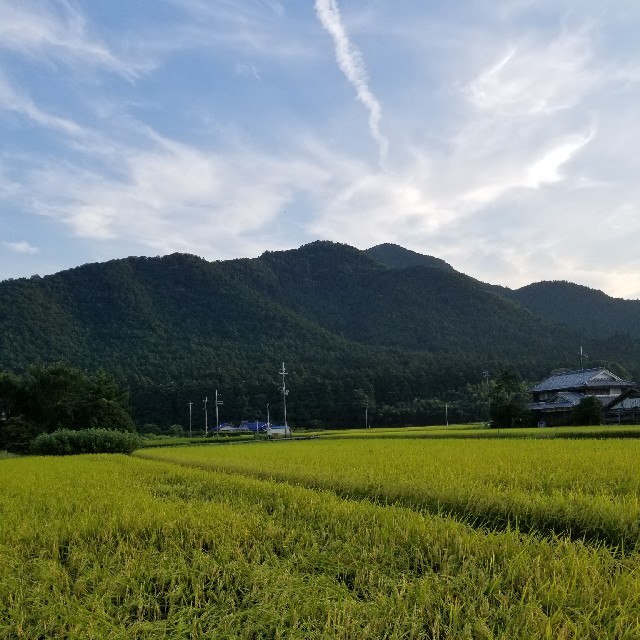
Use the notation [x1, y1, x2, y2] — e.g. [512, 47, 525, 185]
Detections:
[537, 410, 572, 427]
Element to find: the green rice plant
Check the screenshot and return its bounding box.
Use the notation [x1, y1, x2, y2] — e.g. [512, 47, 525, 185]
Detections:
[1, 454, 639, 638]
[314, 424, 640, 440]
[139, 438, 640, 550]
[138, 434, 255, 448]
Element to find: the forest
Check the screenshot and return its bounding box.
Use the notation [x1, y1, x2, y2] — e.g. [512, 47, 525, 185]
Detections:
[1, 241, 639, 432]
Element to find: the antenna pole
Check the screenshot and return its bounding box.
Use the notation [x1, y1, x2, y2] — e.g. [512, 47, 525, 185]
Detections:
[580, 346, 587, 370]
[188, 401, 193, 437]
[203, 397, 208, 436]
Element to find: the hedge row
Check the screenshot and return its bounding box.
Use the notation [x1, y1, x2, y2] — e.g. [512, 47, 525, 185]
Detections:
[31, 429, 141, 456]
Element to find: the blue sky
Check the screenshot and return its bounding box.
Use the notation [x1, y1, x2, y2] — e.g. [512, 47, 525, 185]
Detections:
[2, 1, 640, 298]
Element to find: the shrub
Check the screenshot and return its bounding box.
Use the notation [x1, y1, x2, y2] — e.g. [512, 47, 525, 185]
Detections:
[167, 424, 184, 437]
[571, 396, 604, 426]
[0, 417, 43, 454]
[31, 429, 141, 456]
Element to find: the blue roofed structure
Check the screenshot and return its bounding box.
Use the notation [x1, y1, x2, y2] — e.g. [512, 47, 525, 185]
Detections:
[529, 368, 637, 426]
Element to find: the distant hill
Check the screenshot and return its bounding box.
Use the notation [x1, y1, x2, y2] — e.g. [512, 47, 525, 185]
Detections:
[365, 243, 456, 272]
[507, 281, 640, 340]
[365, 244, 640, 342]
[1, 241, 639, 427]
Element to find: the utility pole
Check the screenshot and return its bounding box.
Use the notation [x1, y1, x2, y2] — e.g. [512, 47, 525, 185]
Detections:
[266, 403, 270, 429]
[483, 371, 490, 426]
[445, 402, 449, 427]
[203, 397, 208, 436]
[215, 390, 223, 435]
[188, 401, 193, 437]
[365, 406, 369, 429]
[279, 362, 289, 435]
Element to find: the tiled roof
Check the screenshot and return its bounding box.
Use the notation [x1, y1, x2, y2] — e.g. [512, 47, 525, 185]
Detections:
[529, 391, 586, 411]
[555, 391, 586, 404]
[531, 368, 634, 392]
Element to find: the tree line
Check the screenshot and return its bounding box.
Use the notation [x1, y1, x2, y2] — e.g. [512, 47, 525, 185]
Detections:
[0, 364, 134, 453]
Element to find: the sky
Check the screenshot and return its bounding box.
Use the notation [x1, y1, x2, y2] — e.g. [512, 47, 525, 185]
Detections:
[2, 1, 640, 298]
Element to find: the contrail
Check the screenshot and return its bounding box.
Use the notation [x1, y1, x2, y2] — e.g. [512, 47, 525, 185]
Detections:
[315, 0, 388, 165]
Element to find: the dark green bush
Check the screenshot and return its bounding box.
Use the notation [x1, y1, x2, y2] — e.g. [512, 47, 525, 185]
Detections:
[31, 428, 141, 456]
[0, 417, 42, 454]
[571, 396, 604, 426]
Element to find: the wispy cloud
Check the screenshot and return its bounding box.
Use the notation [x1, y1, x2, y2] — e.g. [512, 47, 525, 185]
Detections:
[525, 131, 594, 187]
[315, 0, 388, 165]
[0, 72, 86, 137]
[24, 133, 331, 258]
[0, 1, 151, 78]
[466, 29, 597, 115]
[234, 62, 262, 81]
[164, 0, 311, 60]
[4, 241, 39, 254]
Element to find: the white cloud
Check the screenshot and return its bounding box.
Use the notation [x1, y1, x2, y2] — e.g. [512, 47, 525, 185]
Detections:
[24, 135, 332, 258]
[467, 29, 598, 115]
[0, 0, 150, 78]
[234, 62, 262, 81]
[4, 241, 39, 254]
[315, 0, 388, 165]
[164, 0, 312, 61]
[525, 132, 593, 187]
[0, 72, 86, 137]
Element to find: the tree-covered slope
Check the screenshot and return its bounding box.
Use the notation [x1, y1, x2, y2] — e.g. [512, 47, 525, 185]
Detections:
[365, 243, 456, 272]
[1, 241, 639, 427]
[508, 281, 640, 340]
[0, 252, 364, 382]
[256, 242, 580, 360]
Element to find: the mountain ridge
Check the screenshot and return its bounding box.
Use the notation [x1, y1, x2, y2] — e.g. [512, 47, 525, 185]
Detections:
[1, 241, 639, 427]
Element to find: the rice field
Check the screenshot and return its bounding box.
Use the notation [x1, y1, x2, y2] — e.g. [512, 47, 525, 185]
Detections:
[1, 435, 640, 638]
[138, 437, 640, 550]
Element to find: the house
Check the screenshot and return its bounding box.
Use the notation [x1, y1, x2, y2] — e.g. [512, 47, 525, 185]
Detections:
[529, 368, 637, 426]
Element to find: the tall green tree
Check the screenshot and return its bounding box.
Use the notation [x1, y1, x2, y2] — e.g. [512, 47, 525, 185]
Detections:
[489, 368, 530, 428]
[0, 364, 134, 452]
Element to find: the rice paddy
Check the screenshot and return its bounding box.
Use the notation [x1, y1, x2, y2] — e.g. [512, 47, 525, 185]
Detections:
[2, 433, 640, 638]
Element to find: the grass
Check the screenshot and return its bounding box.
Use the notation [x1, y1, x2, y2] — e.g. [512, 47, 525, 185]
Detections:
[1, 453, 639, 638]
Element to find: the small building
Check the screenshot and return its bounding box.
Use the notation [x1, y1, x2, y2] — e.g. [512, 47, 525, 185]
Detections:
[266, 424, 291, 438]
[218, 423, 241, 433]
[239, 420, 268, 433]
[529, 368, 637, 426]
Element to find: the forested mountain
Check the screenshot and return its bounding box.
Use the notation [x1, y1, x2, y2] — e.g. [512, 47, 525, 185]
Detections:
[365, 243, 455, 272]
[1, 241, 639, 429]
[507, 281, 640, 340]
